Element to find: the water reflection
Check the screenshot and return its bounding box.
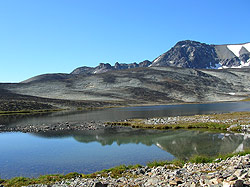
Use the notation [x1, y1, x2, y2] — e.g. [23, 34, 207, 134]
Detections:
[1, 128, 250, 178]
[1, 101, 250, 178]
[34, 128, 250, 160]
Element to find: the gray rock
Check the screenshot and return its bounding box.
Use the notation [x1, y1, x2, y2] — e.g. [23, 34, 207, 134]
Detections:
[234, 169, 247, 178]
[227, 175, 238, 181]
[234, 179, 244, 187]
[145, 178, 159, 186]
[93, 182, 108, 187]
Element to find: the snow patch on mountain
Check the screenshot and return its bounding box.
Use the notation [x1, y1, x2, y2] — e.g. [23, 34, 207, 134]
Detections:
[244, 43, 250, 52]
[153, 56, 161, 63]
[208, 62, 222, 69]
[227, 45, 243, 57]
[240, 59, 250, 68]
[227, 43, 250, 57]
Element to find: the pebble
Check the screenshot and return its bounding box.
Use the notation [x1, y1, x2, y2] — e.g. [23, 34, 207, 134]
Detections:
[141, 115, 250, 132]
[23, 154, 250, 187]
[0, 121, 114, 133]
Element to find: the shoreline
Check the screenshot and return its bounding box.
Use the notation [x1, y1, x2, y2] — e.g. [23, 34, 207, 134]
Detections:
[1, 111, 250, 133]
[0, 109, 64, 116]
[1, 104, 250, 186]
[108, 111, 250, 133]
[1, 150, 250, 187]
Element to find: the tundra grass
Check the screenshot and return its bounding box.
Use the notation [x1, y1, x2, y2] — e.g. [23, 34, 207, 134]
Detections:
[107, 111, 250, 132]
[0, 109, 63, 115]
[241, 98, 250, 101]
[1, 150, 250, 187]
[108, 121, 231, 131]
[0, 172, 81, 187]
[83, 164, 143, 179]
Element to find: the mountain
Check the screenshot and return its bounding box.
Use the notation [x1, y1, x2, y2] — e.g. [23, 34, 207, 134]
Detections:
[151, 40, 250, 69]
[71, 40, 250, 75]
[2, 67, 250, 105]
[1, 40, 250, 111]
[71, 60, 152, 75]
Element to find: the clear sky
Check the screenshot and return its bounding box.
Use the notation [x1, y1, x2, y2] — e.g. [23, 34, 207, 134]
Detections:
[0, 0, 249, 82]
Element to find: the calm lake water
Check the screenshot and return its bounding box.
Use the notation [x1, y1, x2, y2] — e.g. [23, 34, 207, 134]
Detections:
[0, 101, 250, 179]
[1, 101, 250, 127]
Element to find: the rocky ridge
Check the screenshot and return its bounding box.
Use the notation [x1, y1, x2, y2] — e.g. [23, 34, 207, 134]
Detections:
[70, 40, 250, 75]
[151, 40, 250, 69]
[71, 60, 152, 75]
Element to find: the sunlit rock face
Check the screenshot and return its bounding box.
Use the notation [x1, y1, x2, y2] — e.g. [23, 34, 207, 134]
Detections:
[151, 40, 250, 69]
[71, 40, 250, 74]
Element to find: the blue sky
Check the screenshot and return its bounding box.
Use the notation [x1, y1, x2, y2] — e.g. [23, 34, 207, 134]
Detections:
[0, 0, 249, 82]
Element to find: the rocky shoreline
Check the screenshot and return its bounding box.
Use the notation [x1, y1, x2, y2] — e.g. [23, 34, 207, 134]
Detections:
[0, 121, 113, 133]
[20, 154, 250, 187]
[1, 112, 250, 186]
[111, 112, 250, 133]
[1, 112, 250, 134]
[142, 115, 250, 133]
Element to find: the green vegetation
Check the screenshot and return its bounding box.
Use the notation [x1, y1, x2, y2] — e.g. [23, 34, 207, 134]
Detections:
[0, 109, 63, 115]
[108, 111, 250, 132]
[186, 149, 250, 164]
[229, 126, 242, 132]
[216, 149, 250, 161]
[1, 150, 250, 187]
[241, 98, 250, 101]
[83, 164, 142, 179]
[0, 172, 81, 187]
[0, 177, 5, 184]
[189, 155, 213, 163]
[147, 159, 184, 168]
[108, 121, 231, 131]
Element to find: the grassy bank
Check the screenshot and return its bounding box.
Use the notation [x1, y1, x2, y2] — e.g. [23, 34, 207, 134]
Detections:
[107, 111, 250, 132]
[1, 150, 250, 187]
[0, 109, 64, 115]
[108, 121, 231, 131]
[241, 97, 250, 101]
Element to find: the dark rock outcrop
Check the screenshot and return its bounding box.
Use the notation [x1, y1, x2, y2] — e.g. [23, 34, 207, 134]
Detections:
[151, 40, 250, 69]
[71, 61, 152, 75]
[151, 40, 219, 68]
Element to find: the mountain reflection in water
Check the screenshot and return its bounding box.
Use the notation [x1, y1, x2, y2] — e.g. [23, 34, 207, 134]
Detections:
[1, 101, 250, 178]
[34, 128, 250, 160]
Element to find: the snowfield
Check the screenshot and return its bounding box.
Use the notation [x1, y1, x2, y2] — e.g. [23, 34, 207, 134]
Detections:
[227, 43, 250, 57]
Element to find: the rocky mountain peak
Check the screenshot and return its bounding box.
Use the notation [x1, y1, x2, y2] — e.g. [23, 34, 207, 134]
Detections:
[71, 40, 250, 75]
[151, 40, 250, 69]
[151, 40, 218, 69]
[98, 63, 112, 68]
[71, 60, 151, 75]
[175, 40, 205, 46]
[139, 60, 152, 67]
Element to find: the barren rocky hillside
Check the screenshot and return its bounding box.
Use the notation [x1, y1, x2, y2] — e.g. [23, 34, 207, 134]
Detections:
[1, 67, 249, 108]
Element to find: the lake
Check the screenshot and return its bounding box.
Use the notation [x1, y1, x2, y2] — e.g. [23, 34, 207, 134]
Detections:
[1, 101, 250, 127]
[0, 101, 250, 179]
